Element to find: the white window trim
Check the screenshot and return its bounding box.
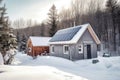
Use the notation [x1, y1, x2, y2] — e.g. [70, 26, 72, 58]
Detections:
[28, 47, 32, 52]
[63, 45, 69, 54]
[78, 44, 83, 54]
[51, 45, 54, 53]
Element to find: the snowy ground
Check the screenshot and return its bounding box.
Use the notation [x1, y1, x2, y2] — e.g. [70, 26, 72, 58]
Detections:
[0, 52, 120, 80]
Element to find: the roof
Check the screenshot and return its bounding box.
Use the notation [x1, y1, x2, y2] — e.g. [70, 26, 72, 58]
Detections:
[49, 23, 101, 44]
[29, 36, 51, 46]
[50, 26, 81, 42]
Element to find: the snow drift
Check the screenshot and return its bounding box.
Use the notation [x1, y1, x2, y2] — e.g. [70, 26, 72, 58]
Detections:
[0, 52, 120, 80]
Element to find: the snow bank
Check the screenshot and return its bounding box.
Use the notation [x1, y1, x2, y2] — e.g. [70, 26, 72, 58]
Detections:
[8, 52, 120, 80]
[1, 52, 88, 80]
[0, 65, 88, 80]
[12, 52, 78, 70]
[75, 56, 120, 80]
[12, 52, 33, 65]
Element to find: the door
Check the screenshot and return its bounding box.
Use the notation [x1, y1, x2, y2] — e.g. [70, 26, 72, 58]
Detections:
[87, 45, 91, 59]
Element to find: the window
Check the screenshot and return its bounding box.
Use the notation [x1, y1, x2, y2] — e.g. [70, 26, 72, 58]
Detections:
[28, 47, 31, 52]
[78, 44, 83, 54]
[63, 45, 69, 54]
[51, 45, 54, 53]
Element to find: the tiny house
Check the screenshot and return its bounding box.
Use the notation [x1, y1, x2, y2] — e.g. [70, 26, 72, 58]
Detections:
[27, 36, 51, 57]
[49, 23, 101, 60]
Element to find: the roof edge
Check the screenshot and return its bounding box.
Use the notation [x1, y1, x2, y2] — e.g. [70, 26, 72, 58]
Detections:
[87, 25, 101, 44]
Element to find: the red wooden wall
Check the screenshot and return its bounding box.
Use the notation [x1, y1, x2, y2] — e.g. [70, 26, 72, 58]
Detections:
[27, 39, 49, 57]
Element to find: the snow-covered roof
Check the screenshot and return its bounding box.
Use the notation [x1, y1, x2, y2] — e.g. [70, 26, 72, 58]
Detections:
[49, 23, 101, 44]
[29, 36, 51, 46]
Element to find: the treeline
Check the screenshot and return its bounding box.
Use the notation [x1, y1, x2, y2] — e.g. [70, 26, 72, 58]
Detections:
[13, 20, 49, 40]
[13, 0, 120, 54]
[58, 0, 120, 54]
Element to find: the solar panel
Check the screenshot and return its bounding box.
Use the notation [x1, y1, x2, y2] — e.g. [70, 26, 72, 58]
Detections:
[50, 26, 81, 42]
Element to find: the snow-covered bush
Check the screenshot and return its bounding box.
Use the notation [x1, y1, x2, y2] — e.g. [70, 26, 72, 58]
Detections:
[4, 49, 17, 64]
[0, 52, 4, 65]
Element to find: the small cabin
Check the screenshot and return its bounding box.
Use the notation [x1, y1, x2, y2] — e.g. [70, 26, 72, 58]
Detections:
[27, 36, 51, 57]
[49, 23, 101, 60]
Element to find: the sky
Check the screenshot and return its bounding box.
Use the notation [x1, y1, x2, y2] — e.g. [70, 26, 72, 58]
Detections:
[3, 0, 71, 23]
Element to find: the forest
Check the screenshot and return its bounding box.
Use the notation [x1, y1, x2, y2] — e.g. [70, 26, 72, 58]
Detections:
[12, 0, 120, 54]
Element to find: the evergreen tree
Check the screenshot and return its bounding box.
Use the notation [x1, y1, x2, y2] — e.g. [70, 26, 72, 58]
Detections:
[20, 34, 27, 53]
[48, 4, 58, 37]
[0, 3, 17, 64]
[16, 31, 20, 44]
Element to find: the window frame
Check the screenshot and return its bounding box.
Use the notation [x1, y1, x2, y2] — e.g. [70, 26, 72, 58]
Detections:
[28, 47, 32, 52]
[51, 45, 55, 53]
[78, 44, 83, 54]
[63, 45, 69, 54]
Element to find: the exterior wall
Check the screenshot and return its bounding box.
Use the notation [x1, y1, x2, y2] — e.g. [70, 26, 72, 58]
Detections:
[33, 46, 49, 56]
[50, 29, 98, 60]
[69, 44, 84, 60]
[27, 39, 49, 57]
[74, 30, 97, 60]
[78, 29, 98, 59]
[50, 44, 70, 59]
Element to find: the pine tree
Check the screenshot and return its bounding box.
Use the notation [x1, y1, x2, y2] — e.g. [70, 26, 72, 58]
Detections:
[48, 4, 58, 37]
[0, 3, 17, 64]
[20, 34, 27, 53]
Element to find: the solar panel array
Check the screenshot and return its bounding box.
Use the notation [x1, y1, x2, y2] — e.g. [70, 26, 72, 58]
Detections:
[50, 26, 81, 42]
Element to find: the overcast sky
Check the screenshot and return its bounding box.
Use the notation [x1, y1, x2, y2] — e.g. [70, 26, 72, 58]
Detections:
[3, 0, 71, 23]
